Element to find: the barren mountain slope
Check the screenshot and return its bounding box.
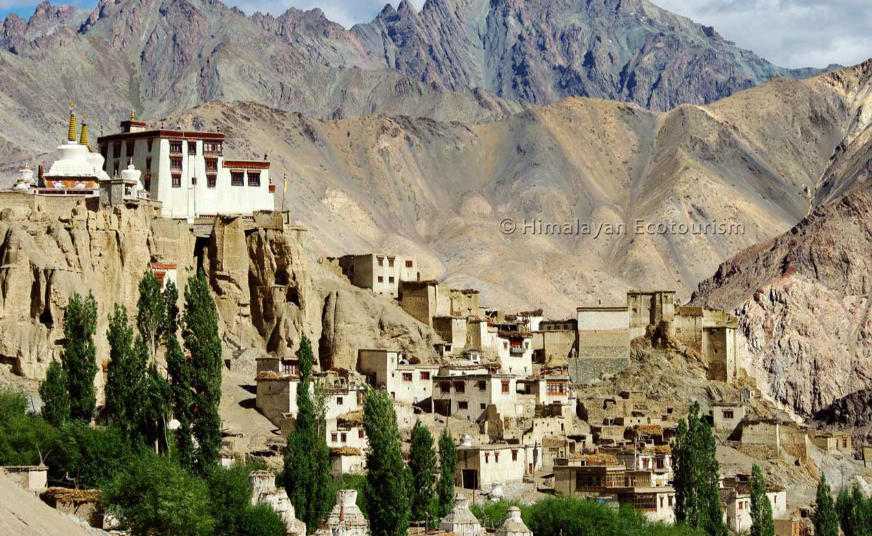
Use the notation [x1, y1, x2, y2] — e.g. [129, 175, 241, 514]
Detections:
[691, 185, 872, 418]
[152, 63, 872, 316]
[0, 0, 521, 170]
[352, 0, 825, 110]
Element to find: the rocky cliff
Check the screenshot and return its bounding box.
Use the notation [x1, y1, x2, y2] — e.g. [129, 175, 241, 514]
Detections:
[0, 196, 439, 383]
[691, 184, 872, 418]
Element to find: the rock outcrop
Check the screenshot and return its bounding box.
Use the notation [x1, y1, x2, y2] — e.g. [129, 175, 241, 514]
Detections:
[0, 196, 439, 382]
[691, 185, 872, 418]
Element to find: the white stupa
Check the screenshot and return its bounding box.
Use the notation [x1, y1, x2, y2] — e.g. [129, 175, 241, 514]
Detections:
[13, 165, 35, 191]
[42, 106, 110, 189]
[495, 507, 533, 536]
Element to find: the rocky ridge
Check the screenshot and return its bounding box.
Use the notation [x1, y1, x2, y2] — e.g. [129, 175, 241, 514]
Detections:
[691, 184, 872, 419]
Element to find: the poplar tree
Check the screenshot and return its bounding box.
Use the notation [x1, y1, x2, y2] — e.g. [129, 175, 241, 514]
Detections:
[105, 304, 144, 440]
[814, 475, 840, 536]
[409, 420, 437, 524]
[39, 360, 69, 427]
[364, 389, 410, 536]
[164, 280, 195, 468]
[837, 483, 872, 536]
[749, 464, 775, 536]
[437, 429, 457, 519]
[182, 270, 223, 472]
[673, 402, 728, 536]
[137, 270, 167, 360]
[61, 292, 98, 422]
[282, 335, 330, 533]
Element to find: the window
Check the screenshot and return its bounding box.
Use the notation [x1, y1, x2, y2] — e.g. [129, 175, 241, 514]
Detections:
[172, 175, 181, 188]
[388, 257, 395, 267]
[484, 452, 489, 463]
[420, 371, 430, 380]
[331, 433, 338, 442]
[248, 172, 261, 187]
[377, 256, 384, 266]
[205, 158, 218, 171]
[204, 141, 222, 154]
[738, 502, 744, 511]
[405, 260, 413, 268]
[207, 174, 217, 188]
[453, 381, 465, 394]
[231, 172, 245, 186]
[100, 144, 108, 159]
[144, 175, 151, 191]
[458, 401, 468, 410]
[145, 157, 152, 171]
[723, 410, 734, 420]
[494, 452, 499, 463]
[358, 429, 364, 439]
[389, 277, 395, 284]
[188, 141, 197, 155]
[113, 162, 120, 176]
[439, 382, 450, 394]
[477, 380, 487, 391]
[341, 433, 347, 442]
[402, 373, 412, 382]
[377, 276, 384, 283]
[512, 450, 518, 461]
[170, 140, 183, 153]
[336, 397, 344, 405]
[501, 381, 510, 394]
[480, 403, 486, 409]
[170, 157, 182, 171]
[147, 138, 154, 151]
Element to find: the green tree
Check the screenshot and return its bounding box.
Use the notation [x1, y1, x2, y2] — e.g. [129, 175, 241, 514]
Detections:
[105, 304, 142, 437]
[61, 292, 98, 422]
[163, 280, 195, 467]
[182, 271, 223, 472]
[206, 461, 284, 536]
[137, 269, 167, 359]
[749, 464, 775, 536]
[672, 402, 727, 536]
[39, 360, 69, 428]
[281, 335, 330, 533]
[103, 451, 215, 536]
[363, 389, 410, 536]
[814, 475, 840, 536]
[49, 422, 135, 489]
[437, 429, 457, 519]
[838, 483, 872, 536]
[409, 420, 437, 524]
[0, 388, 60, 466]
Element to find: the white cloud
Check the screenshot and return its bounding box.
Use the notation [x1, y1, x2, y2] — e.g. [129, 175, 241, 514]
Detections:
[654, 0, 872, 68]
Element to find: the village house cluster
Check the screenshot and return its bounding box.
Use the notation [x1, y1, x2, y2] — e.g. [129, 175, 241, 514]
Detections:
[5, 117, 866, 536]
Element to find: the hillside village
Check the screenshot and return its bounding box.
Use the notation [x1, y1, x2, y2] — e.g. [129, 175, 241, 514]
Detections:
[1, 108, 871, 536]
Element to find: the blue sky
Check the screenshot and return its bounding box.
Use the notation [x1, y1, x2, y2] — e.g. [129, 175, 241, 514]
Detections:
[1, 0, 870, 69]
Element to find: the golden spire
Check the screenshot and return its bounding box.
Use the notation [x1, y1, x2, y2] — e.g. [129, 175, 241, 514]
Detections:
[67, 104, 77, 142]
[130, 109, 136, 121]
[79, 114, 90, 148]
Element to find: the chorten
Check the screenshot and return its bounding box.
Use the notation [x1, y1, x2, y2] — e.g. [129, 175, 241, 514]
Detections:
[439, 496, 484, 536]
[43, 105, 110, 189]
[13, 165, 35, 191]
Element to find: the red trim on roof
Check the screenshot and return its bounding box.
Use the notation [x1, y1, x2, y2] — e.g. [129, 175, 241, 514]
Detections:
[224, 160, 271, 170]
[97, 130, 226, 143]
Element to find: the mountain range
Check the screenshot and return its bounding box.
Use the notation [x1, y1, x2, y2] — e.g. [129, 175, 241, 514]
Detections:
[0, 0, 835, 168]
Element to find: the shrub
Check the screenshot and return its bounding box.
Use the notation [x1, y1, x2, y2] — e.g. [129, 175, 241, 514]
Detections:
[103, 451, 215, 536]
[470, 500, 521, 530]
[49, 423, 135, 489]
[0, 388, 60, 466]
[237, 504, 287, 536]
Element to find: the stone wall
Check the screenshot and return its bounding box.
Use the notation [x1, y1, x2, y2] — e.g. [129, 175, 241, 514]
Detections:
[568, 357, 630, 384]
